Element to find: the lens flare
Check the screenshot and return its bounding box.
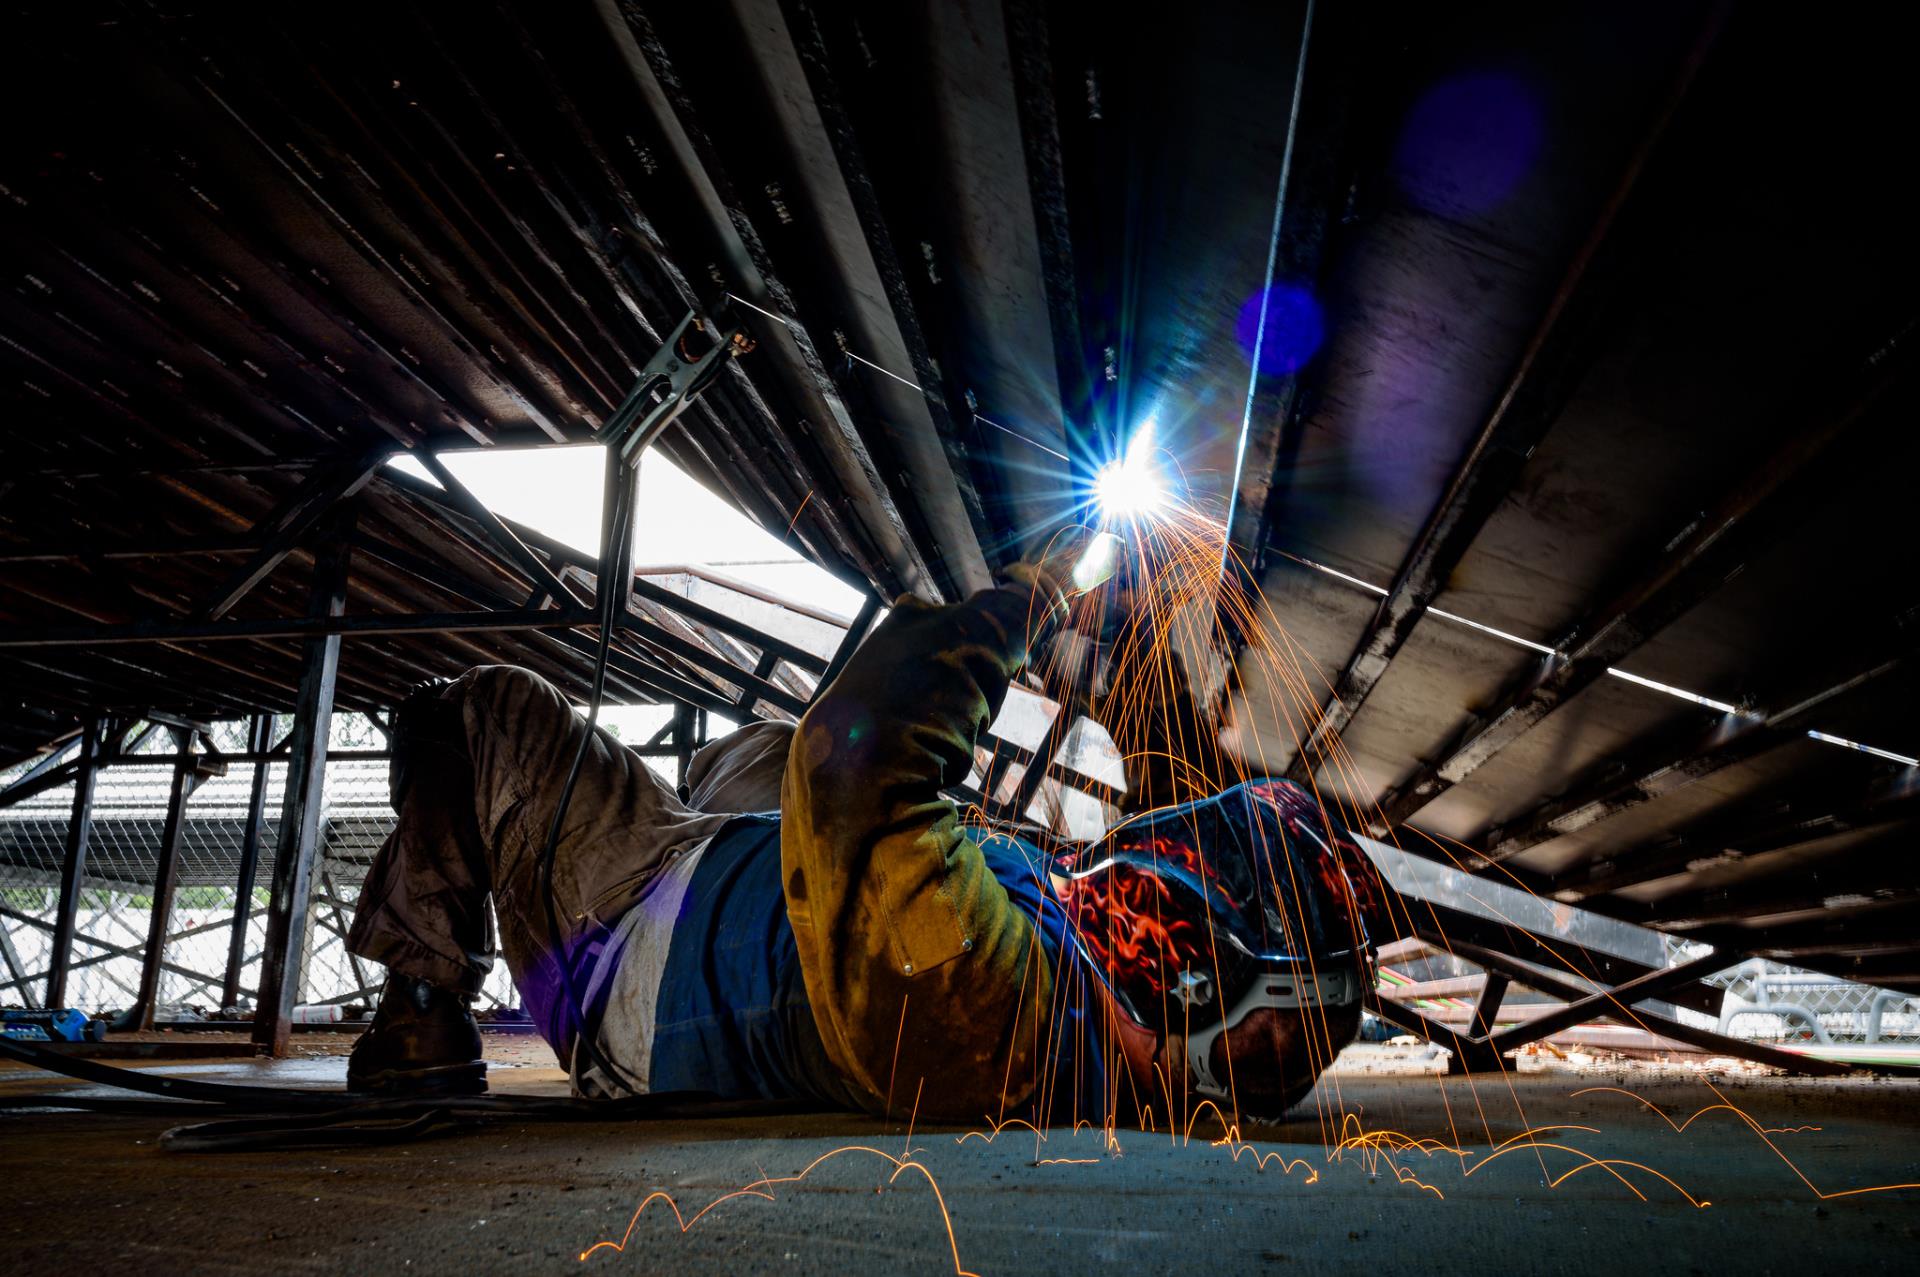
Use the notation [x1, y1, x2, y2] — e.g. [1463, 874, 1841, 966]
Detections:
[1094, 422, 1168, 522]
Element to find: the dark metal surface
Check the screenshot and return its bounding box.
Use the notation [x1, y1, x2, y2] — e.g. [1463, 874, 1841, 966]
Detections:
[1551, 765, 1920, 905]
[1367, 324, 1913, 830]
[1478, 628, 1917, 872]
[1285, 5, 1722, 784]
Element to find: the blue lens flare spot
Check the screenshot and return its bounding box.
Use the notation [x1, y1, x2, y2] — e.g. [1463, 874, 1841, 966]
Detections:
[1393, 70, 1544, 216]
[1236, 283, 1325, 377]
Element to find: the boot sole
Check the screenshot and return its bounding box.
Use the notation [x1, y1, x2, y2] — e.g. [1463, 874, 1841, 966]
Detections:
[347, 1061, 489, 1097]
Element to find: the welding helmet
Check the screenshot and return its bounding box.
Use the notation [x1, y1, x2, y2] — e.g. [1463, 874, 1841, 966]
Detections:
[1051, 779, 1386, 1098]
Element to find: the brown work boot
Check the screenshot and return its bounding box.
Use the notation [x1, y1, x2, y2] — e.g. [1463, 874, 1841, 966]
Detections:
[347, 973, 487, 1096]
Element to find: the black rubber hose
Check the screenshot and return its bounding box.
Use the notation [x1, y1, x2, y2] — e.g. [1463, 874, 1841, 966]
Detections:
[0, 1034, 357, 1110]
[0, 1026, 807, 1114]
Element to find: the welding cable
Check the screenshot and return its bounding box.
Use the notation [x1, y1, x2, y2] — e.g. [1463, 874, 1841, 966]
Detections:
[151, 1093, 818, 1153]
[0, 1095, 264, 1118]
[530, 447, 647, 1096]
[0, 1032, 372, 1111]
[0, 1031, 808, 1119]
[161, 1109, 459, 1151]
[0, 1034, 821, 1153]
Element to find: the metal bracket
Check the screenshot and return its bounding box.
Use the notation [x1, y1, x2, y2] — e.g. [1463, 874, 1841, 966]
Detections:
[598, 309, 752, 468]
[589, 307, 754, 707]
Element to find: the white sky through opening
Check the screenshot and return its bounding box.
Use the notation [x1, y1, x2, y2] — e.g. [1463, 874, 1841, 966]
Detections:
[388, 446, 864, 755]
[389, 446, 863, 614]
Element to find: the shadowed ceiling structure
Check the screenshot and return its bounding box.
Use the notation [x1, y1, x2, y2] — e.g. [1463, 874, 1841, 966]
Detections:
[2, 1, 1915, 993]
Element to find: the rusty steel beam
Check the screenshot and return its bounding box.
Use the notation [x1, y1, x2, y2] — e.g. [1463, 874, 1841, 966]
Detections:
[1550, 763, 1920, 904]
[0, 607, 599, 646]
[776, 0, 1004, 570]
[1669, 882, 1920, 934]
[127, 4, 577, 443]
[1568, 766, 1920, 906]
[0, 534, 262, 565]
[1633, 824, 1920, 933]
[0, 758, 81, 812]
[20, 455, 344, 483]
[416, 451, 585, 609]
[1000, 0, 1098, 491]
[590, 0, 943, 601]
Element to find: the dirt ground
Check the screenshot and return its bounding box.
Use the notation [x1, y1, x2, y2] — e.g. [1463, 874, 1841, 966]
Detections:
[5, 1035, 1917, 1275]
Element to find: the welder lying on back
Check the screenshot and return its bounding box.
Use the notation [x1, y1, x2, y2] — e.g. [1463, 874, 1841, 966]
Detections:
[344, 533, 1385, 1125]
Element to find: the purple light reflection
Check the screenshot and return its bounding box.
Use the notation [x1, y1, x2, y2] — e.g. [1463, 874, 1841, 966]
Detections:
[1236, 282, 1325, 377]
[1393, 71, 1544, 216]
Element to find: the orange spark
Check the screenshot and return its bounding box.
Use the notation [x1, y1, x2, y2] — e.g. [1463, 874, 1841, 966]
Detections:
[579, 1145, 977, 1275]
[784, 489, 815, 538]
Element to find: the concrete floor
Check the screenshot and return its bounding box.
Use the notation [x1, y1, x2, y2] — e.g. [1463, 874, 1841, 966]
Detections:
[5, 1037, 1917, 1275]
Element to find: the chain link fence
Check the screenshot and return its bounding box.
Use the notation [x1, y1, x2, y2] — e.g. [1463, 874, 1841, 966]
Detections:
[0, 713, 521, 1019]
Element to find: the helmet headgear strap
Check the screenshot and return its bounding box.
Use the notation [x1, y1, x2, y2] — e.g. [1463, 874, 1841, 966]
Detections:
[1183, 965, 1363, 1100]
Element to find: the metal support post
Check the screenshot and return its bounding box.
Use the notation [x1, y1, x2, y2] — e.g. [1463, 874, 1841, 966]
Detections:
[221, 712, 273, 1010]
[673, 701, 698, 787]
[319, 868, 375, 997]
[0, 924, 32, 1002]
[812, 591, 885, 701]
[732, 649, 781, 717]
[129, 727, 196, 1031]
[1445, 970, 1514, 1075]
[252, 530, 351, 1055]
[1470, 971, 1511, 1037]
[44, 717, 103, 1008]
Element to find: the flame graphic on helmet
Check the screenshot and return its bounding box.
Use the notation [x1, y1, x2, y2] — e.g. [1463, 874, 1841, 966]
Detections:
[1241, 780, 1392, 943]
[1052, 780, 1388, 1028]
[1055, 834, 1217, 1003]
